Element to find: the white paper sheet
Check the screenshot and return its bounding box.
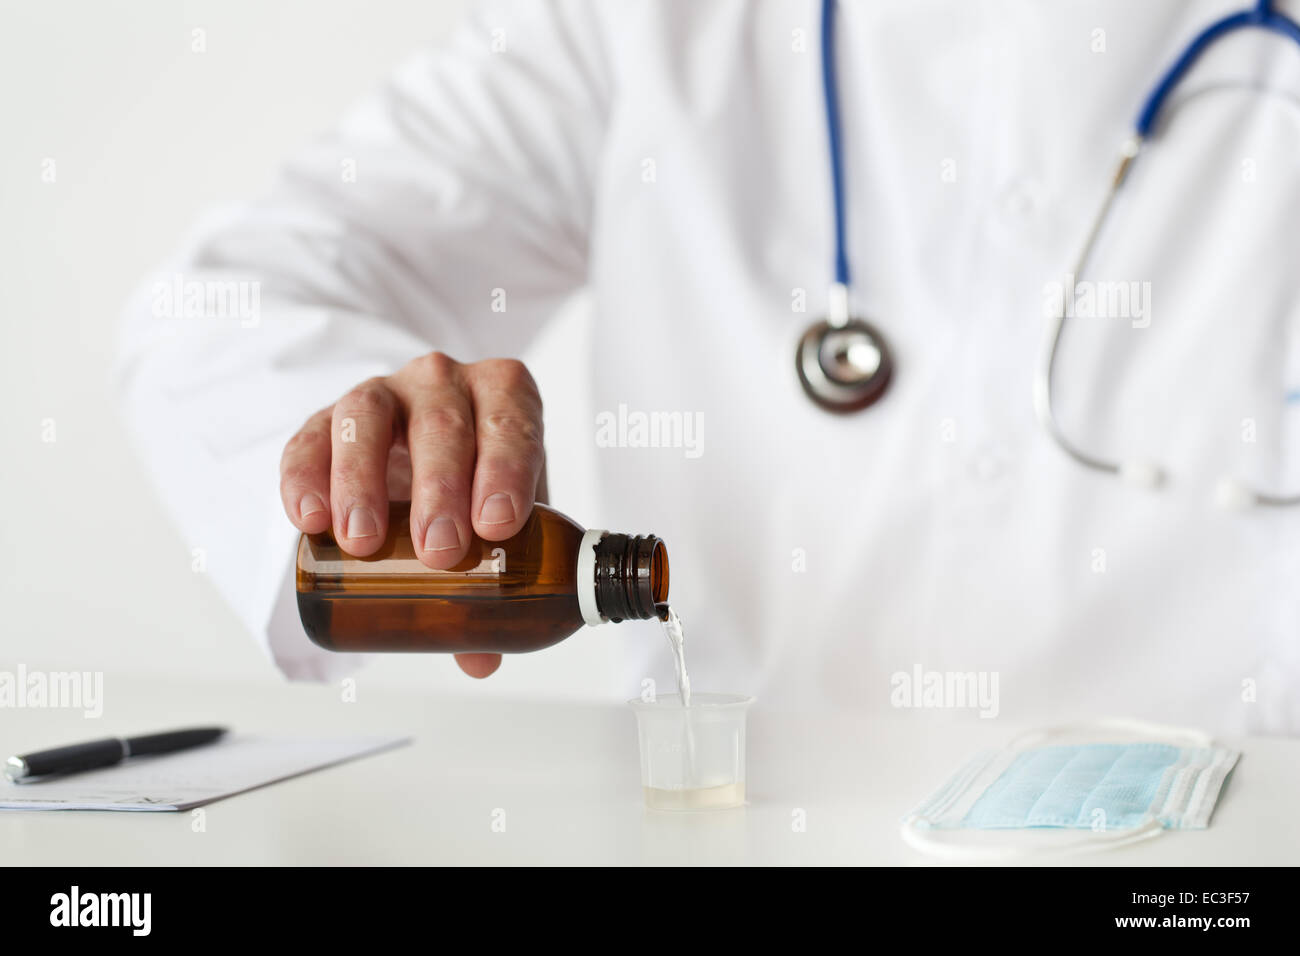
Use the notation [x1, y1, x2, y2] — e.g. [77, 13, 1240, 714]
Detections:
[0, 734, 410, 811]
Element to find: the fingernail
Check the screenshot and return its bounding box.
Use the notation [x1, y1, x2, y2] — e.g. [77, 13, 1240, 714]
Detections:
[345, 508, 378, 539]
[479, 493, 516, 526]
[423, 516, 460, 552]
[299, 494, 326, 520]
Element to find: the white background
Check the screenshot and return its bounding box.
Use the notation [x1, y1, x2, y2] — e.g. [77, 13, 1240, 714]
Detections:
[0, 0, 625, 698]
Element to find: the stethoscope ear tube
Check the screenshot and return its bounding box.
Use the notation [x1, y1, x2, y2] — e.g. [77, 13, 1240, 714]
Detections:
[1035, 138, 1300, 509]
[1032, 1, 1300, 508]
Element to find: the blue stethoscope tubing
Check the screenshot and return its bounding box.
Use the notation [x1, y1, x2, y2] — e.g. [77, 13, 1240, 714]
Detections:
[813, 0, 1300, 506]
[1135, 0, 1300, 137]
[795, 0, 895, 412]
[1036, 0, 1300, 507]
[821, 0, 850, 291]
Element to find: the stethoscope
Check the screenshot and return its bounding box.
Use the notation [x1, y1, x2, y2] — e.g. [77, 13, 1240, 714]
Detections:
[802, 0, 1300, 508]
[797, 0, 894, 413]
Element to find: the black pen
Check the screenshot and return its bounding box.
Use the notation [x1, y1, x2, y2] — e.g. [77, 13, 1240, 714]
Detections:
[4, 726, 228, 783]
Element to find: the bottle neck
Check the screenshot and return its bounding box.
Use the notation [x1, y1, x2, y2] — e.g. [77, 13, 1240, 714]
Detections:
[578, 531, 669, 626]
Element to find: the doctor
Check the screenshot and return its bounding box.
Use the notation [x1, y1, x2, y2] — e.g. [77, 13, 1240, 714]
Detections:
[116, 0, 1300, 733]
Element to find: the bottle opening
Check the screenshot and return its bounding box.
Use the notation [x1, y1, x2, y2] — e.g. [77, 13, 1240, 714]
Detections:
[652, 540, 669, 602]
[594, 533, 670, 623]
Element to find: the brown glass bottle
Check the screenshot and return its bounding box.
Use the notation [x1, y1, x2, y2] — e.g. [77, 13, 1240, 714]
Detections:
[296, 501, 669, 653]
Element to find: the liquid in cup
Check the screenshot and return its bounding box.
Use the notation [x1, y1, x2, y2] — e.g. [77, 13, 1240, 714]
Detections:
[629, 693, 753, 810]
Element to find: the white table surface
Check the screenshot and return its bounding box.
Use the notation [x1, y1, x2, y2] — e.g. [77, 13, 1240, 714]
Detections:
[1, 676, 1295, 866]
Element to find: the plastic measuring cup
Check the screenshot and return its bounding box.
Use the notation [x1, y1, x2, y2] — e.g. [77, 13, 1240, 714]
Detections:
[628, 693, 753, 810]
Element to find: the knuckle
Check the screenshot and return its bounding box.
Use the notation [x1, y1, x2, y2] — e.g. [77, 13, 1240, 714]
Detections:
[280, 463, 322, 488]
[339, 379, 393, 417]
[483, 358, 538, 393]
[413, 472, 470, 503]
[283, 427, 330, 458]
[410, 351, 459, 383]
[476, 460, 539, 496]
[480, 412, 544, 450]
[330, 461, 374, 492]
[411, 405, 475, 444]
[496, 357, 532, 381]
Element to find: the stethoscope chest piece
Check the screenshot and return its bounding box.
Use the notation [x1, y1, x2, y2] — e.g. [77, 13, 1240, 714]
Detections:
[796, 316, 893, 413]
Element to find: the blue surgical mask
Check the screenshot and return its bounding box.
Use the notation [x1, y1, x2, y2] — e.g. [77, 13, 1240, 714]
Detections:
[901, 721, 1239, 859]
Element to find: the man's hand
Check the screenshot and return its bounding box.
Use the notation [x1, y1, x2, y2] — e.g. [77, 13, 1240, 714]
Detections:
[279, 353, 547, 679]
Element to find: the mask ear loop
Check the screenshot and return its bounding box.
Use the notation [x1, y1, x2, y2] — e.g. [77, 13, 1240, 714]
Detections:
[1008, 717, 1214, 750]
[899, 815, 1165, 862]
[899, 718, 1216, 861]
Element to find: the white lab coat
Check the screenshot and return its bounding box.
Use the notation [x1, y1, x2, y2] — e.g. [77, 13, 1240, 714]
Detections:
[116, 0, 1300, 734]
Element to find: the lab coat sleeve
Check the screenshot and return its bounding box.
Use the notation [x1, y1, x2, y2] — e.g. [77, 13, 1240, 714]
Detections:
[112, 0, 611, 681]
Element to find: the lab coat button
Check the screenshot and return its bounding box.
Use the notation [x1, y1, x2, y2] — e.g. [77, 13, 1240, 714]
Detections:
[970, 444, 1006, 481]
[998, 179, 1040, 218]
